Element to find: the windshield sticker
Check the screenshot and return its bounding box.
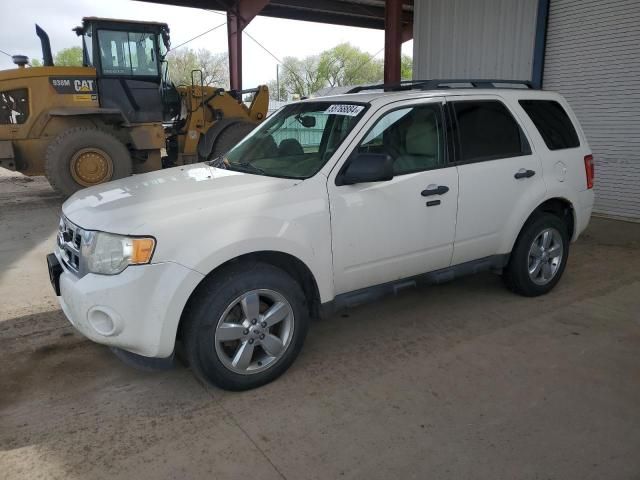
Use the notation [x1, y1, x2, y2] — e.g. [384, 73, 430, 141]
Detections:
[324, 104, 364, 116]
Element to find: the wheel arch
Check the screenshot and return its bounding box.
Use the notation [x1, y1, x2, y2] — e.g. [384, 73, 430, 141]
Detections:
[15, 114, 111, 176]
[505, 196, 576, 254]
[176, 250, 322, 342]
[535, 197, 576, 240]
[36, 108, 126, 138]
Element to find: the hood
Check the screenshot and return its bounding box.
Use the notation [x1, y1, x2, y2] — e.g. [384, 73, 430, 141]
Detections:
[0, 65, 96, 82]
[62, 164, 300, 233]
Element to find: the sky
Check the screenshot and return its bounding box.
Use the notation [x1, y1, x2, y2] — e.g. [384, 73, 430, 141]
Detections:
[0, 0, 413, 88]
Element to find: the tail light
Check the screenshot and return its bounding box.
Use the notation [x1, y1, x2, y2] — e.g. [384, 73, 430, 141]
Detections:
[584, 154, 595, 189]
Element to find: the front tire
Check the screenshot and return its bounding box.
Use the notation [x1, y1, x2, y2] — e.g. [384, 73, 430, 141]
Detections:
[45, 127, 132, 197]
[183, 263, 309, 391]
[503, 213, 570, 297]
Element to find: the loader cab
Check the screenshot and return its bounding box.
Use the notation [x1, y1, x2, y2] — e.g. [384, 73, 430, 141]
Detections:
[75, 17, 172, 123]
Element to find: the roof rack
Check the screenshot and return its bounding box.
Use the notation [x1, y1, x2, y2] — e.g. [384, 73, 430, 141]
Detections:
[347, 80, 429, 94]
[346, 79, 534, 94]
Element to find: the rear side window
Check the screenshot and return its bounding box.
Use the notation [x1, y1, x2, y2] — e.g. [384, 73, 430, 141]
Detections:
[452, 100, 530, 162]
[519, 100, 580, 150]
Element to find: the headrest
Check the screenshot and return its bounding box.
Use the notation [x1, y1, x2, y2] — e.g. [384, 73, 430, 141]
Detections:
[405, 117, 438, 157]
[279, 138, 304, 156]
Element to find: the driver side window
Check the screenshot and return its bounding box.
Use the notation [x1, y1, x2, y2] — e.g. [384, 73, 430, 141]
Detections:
[356, 104, 445, 175]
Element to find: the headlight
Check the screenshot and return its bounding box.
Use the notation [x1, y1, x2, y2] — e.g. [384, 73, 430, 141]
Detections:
[82, 232, 155, 275]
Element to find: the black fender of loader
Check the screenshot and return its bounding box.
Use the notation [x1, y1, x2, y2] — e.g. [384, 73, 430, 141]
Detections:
[197, 117, 245, 161]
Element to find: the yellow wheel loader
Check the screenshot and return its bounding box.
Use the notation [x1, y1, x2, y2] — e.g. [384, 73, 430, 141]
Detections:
[0, 18, 269, 196]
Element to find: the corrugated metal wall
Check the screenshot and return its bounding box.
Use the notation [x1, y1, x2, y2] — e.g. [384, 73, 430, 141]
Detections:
[543, 0, 640, 220]
[412, 0, 538, 80]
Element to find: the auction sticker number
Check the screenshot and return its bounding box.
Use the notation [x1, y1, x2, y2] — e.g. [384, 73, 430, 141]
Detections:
[325, 104, 364, 116]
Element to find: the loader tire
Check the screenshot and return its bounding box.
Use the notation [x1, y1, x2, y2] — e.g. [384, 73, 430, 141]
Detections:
[210, 121, 256, 159]
[45, 127, 132, 197]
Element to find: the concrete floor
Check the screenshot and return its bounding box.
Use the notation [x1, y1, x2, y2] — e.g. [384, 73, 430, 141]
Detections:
[1, 173, 640, 480]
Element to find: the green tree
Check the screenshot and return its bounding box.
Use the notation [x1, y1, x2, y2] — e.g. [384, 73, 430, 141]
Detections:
[166, 48, 228, 87]
[401, 54, 413, 80]
[317, 43, 383, 87]
[278, 55, 325, 98]
[266, 43, 414, 97]
[54, 47, 83, 66]
[266, 78, 287, 101]
[29, 58, 42, 67]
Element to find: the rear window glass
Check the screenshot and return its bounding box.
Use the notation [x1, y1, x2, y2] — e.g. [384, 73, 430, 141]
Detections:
[519, 100, 580, 150]
[452, 100, 530, 162]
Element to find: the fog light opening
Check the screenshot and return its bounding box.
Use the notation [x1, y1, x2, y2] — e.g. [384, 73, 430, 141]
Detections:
[88, 307, 118, 336]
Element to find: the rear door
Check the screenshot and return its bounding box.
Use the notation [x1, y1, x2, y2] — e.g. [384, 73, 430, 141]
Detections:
[449, 95, 547, 264]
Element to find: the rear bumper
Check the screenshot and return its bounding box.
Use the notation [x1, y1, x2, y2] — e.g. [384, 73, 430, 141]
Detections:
[0, 140, 16, 170]
[56, 258, 204, 358]
[574, 188, 595, 241]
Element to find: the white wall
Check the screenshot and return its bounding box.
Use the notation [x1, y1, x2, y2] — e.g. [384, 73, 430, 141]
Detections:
[412, 0, 538, 81]
[544, 0, 640, 220]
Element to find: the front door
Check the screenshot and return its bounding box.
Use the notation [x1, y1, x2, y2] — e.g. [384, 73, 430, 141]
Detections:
[328, 99, 459, 295]
[95, 28, 163, 123]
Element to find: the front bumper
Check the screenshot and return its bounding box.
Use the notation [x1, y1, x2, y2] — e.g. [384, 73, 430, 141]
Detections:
[54, 257, 203, 358]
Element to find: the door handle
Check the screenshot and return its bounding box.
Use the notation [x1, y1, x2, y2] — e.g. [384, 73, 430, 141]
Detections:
[421, 185, 449, 196]
[514, 169, 536, 179]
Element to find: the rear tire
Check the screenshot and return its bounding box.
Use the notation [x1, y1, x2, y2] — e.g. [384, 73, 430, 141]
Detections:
[210, 121, 256, 159]
[182, 262, 309, 391]
[45, 127, 132, 197]
[503, 213, 570, 297]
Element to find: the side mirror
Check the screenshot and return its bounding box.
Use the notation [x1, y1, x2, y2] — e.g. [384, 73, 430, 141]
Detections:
[337, 153, 394, 186]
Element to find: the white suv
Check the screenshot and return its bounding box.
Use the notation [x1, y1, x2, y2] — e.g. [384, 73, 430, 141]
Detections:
[48, 80, 595, 390]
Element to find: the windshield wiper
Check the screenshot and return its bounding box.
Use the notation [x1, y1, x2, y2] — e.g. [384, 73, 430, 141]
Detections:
[206, 155, 227, 169]
[227, 161, 266, 176]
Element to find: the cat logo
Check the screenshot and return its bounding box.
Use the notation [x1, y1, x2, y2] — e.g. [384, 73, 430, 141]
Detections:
[74, 79, 94, 92]
[49, 77, 97, 95]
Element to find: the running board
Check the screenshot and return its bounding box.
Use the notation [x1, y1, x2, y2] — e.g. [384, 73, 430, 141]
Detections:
[321, 254, 509, 317]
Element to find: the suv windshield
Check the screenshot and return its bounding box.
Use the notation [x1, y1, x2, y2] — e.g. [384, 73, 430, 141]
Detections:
[224, 102, 367, 179]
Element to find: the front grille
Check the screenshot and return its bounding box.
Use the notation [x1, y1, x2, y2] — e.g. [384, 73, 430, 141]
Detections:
[57, 216, 84, 276]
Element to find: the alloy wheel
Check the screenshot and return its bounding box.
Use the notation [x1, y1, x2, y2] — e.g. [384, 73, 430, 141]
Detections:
[528, 227, 564, 285]
[214, 289, 295, 375]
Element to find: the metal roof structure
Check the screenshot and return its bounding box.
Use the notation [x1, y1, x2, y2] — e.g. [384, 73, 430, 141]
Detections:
[141, 0, 413, 90]
[144, 0, 413, 31]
